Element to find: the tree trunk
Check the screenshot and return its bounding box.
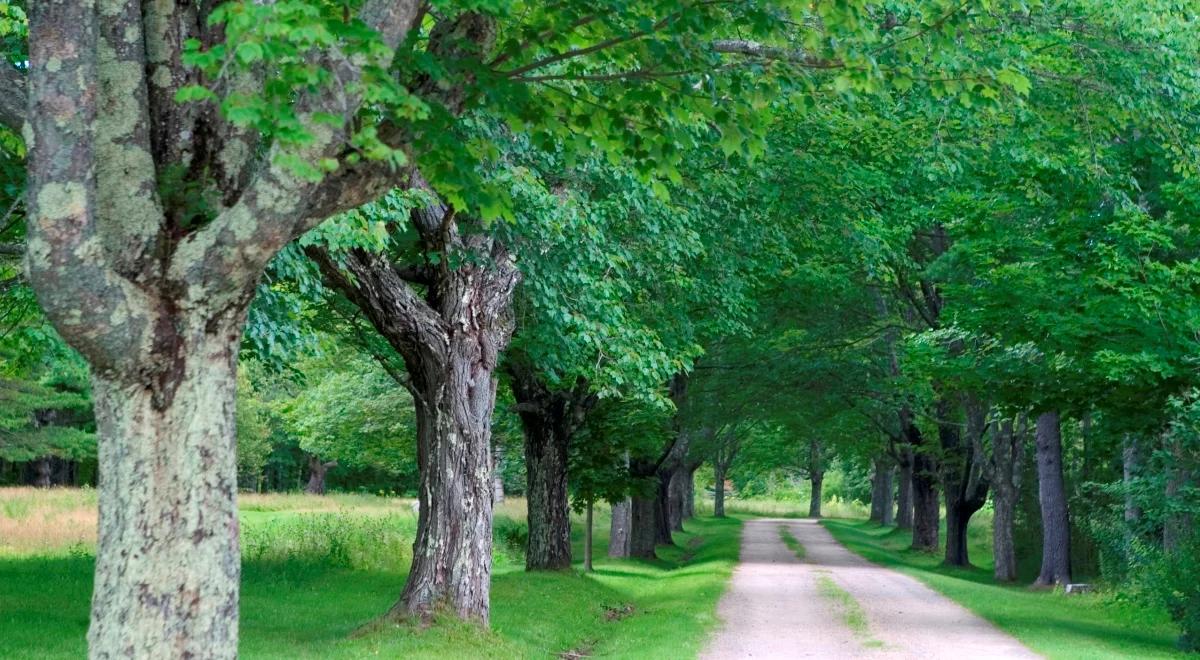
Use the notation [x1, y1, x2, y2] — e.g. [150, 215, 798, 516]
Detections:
[492, 441, 505, 504]
[508, 365, 594, 571]
[584, 500, 594, 572]
[629, 494, 659, 559]
[1123, 435, 1142, 543]
[1034, 411, 1072, 586]
[992, 418, 1024, 582]
[683, 464, 698, 520]
[713, 461, 727, 518]
[896, 449, 914, 529]
[870, 456, 894, 524]
[608, 499, 631, 558]
[654, 470, 674, 545]
[667, 466, 688, 532]
[88, 337, 241, 658]
[941, 396, 990, 567]
[520, 415, 571, 570]
[304, 455, 336, 495]
[903, 410, 939, 552]
[311, 198, 520, 624]
[1164, 434, 1194, 554]
[33, 457, 52, 489]
[391, 347, 501, 622]
[808, 472, 824, 518]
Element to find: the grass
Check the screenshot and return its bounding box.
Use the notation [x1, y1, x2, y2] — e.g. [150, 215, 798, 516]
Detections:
[821, 517, 1186, 659]
[777, 524, 806, 560]
[0, 488, 743, 659]
[813, 572, 883, 648]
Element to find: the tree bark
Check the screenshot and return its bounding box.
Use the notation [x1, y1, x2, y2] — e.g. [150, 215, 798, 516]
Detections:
[668, 465, 689, 532]
[304, 455, 336, 495]
[608, 499, 632, 558]
[1122, 435, 1142, 537]
[88, 338, 241, 658]
[629, 494, 659, 559]
[653, 470, 674, 545]
[682, 464, 698, 520]
[518, 409, 571, 570]
[713, 461, 727, 518]
[1034, 411, 1072, 586]
[33, 457, 52, 489]
[390, 343, 503, 623]
[991, 418, 1024, 582]
[508, 366, 595, 571]
[941, 396, 990, 567]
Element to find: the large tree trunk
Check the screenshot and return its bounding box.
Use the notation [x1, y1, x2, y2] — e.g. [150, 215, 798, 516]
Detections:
[508, 367, 594, 570]
[902, 409, 939, 552]
[304, 455, 336, 495]
[88, 334, 242, 658]
[391, 344, 502, 622]
[629, 494, 659, 559]
[33, 457, 53, 489]
[896, 448, 914, 529]
[22, 0, 431, 653]
[518, 409, 571, 570]
[991, 418, 1024, 582]
[668, 466, 687, 531]
[653, 470, 674, 545]
[1034, 411, 1072, 586]
[609, 499, 632, 558]
[941, 396, 990, 567]
[312, 185, 520, 623]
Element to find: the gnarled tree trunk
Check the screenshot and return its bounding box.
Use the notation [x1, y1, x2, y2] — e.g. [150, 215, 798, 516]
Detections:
[683, 463, 698, 520]
[304, 455, 337, 495]
[311, 186, 519, 623]
[1034, 411, 1072, 586]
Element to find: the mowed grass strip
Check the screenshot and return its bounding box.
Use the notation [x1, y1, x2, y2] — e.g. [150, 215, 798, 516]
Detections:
[821, 518, 1185, 659]
[0, 490, 742, 659]
[777, 524, 806, 560]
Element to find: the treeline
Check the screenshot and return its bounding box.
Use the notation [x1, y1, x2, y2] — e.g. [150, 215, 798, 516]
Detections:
[1, 1, 1199, 657]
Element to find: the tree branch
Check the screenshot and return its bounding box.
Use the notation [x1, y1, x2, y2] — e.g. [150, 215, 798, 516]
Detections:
[711, 39, 841, 68]
[0, 63, 24, 134]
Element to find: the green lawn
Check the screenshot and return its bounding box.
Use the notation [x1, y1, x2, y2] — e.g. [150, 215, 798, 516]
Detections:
[822, 518, 1185, 659]
[0, 498, 742, 659]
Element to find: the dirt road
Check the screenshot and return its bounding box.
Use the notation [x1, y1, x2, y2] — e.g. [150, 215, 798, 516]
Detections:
[700, 518, 1038, 659]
